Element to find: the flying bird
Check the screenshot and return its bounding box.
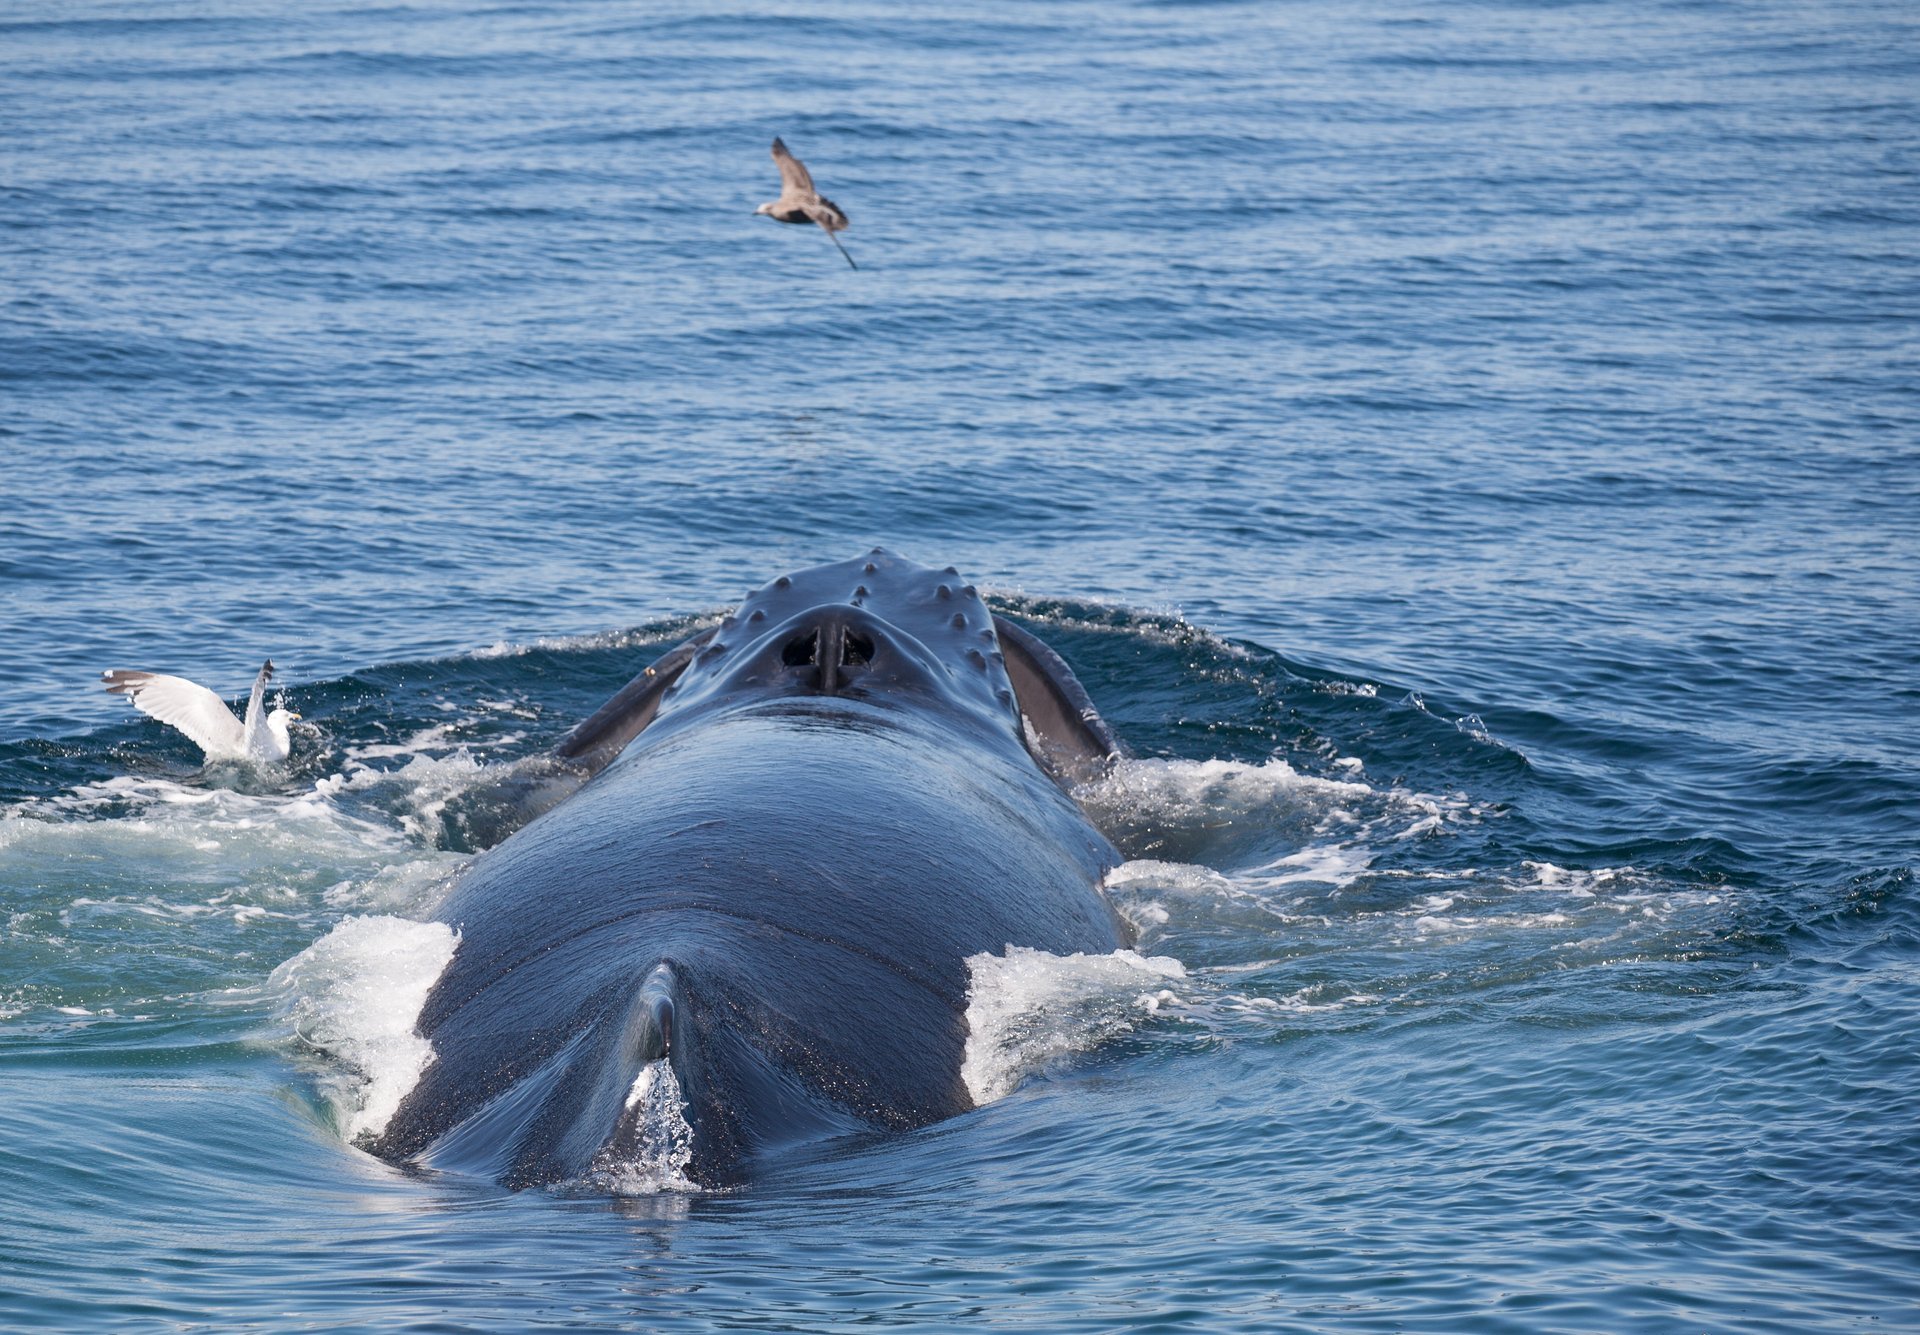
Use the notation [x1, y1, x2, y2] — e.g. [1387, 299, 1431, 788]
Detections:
[755, 137, 857, 270]
[102, 659, 298, 765]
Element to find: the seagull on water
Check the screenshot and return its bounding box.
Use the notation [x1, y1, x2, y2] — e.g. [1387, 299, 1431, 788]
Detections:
[755, 137, 857, 270]
[102, 659, 299, 765]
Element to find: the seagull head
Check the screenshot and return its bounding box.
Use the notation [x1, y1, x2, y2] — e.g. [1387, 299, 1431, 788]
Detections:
[754, 202, 775, 217]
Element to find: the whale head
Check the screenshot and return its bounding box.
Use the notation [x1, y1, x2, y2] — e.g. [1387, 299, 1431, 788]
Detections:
[651, 549, 1021, 740]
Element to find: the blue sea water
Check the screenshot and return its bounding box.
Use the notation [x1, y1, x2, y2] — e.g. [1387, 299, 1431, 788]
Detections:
[3, 0, 1918, 1328]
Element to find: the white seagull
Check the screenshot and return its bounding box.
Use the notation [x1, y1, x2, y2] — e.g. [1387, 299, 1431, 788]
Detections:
[755, 137, 858, 270]
[102, 659, 299, 765]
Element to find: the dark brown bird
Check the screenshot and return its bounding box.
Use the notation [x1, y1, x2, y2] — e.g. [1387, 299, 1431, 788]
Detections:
[755, 137, 857, 270]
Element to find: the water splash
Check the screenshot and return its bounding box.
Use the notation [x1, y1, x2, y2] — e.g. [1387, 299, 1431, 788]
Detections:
[270, 914, 459, 1142]
[583, 1060, 698, 1195]
[962, 946, 1188, 1104]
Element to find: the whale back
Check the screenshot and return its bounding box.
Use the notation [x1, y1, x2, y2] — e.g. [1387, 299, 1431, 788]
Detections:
[374, 704, 1126, 1186]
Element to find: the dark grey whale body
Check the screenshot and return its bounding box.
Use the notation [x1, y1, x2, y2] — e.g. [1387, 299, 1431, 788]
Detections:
[372, 552, 1131, 1188]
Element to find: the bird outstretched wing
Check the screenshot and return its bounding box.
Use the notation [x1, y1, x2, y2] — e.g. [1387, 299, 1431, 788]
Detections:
[102, 670, 247, 760]
[802, 197, 849, 232]
[771, 137, 815, 194]
[241, 660, 273, 755]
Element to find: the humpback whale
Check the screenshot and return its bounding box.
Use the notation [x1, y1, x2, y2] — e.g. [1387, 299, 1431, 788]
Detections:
[371, 551, 1130, 1188]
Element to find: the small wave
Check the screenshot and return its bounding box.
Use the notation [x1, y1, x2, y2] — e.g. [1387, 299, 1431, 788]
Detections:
[1100, 834, 1737, 1032]
[990, 596, 1253, 659]
[319, 707, 554, 848]
[467, 615, 724, 662]
[1375, 861, 1729, 944]
[0, 768, 464, 1023]
[0, 775, 434, 910]
[330, 742, 493, 845]
[1075, 757, 1373, 862]
[1075, 754, 1468, 873]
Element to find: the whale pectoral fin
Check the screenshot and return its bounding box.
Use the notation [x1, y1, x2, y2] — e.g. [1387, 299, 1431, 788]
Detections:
[992, 615, 1128, 789]
[438, 630, 717, 851]
[553, 627, 718, 772]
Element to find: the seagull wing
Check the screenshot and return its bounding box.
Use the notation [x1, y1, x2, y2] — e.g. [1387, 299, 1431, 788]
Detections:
[241, 660, 273, 757]
[102, 670, 247, 760]
[771, 137, 816, 194]
[802, 197, 849, 232]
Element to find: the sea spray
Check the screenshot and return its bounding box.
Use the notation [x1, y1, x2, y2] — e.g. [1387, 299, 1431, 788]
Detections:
[271, 915, 459, 1141]
[582, 1060, 699, 1195]
[962, 946, 1187, 1104]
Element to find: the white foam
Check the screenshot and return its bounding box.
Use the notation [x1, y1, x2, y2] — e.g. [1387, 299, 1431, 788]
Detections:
[270, 915, 459, 1142]
[1105, 858, 1241, 898]
[322, 856, 462, 915]
[473, 698, 540, 720]
[1, 774, 464, 953]
[1523, 861, 1627, 896]
[1172, 983, 1386, 1023]
[1074, 756, 1467, 895]
[1083, 756, 1374, 823]
[340, 723, 462, 763]
[961, 946, 1187, 1104]
[1241, 843, 1375, 890]
[1102, 859, 1244, 944]
[1410, 910, 1573, 937]
[4, 775, 405, 859]
[339, 748, 491, 842]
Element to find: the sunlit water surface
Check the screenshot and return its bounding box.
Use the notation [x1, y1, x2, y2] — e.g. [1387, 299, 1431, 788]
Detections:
[3, 0, 1917, 1330]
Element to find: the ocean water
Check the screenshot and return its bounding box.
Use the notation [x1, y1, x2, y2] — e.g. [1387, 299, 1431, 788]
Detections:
[3, 0, 1918, 1329]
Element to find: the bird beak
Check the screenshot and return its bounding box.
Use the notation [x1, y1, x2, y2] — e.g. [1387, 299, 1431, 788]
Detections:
[288, 712, 303, 721]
